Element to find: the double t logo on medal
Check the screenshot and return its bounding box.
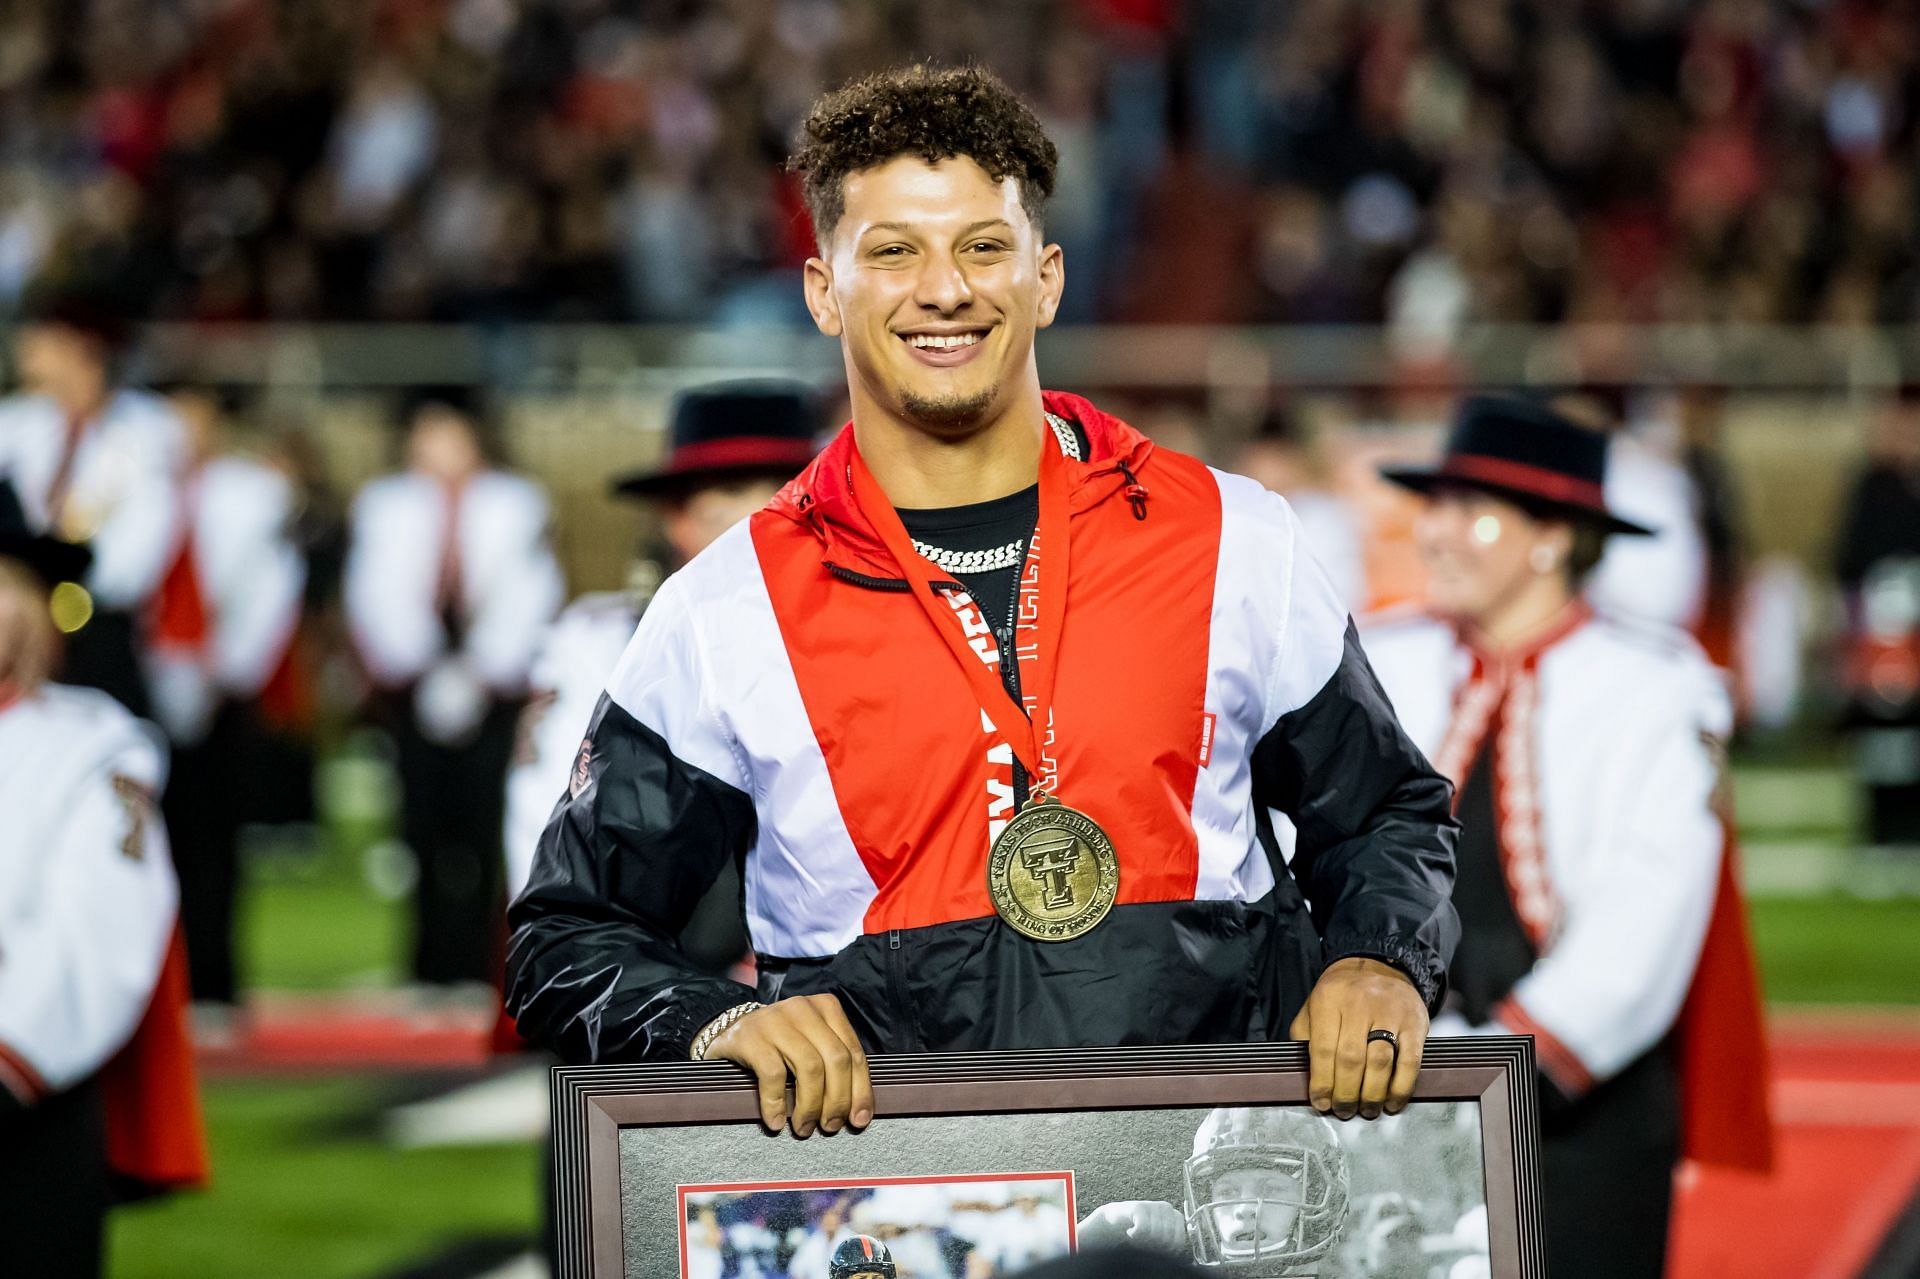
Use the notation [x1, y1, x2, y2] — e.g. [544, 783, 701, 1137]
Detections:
[986, 792, 1121, 941]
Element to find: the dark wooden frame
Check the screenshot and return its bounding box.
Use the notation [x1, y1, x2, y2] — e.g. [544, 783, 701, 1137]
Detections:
[551, 1036, 1542, 1279]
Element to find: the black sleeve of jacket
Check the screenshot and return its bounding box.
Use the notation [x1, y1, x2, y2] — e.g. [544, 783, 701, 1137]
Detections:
[504, 694, 758, 1063]
[1252, 621, 1460, 1011]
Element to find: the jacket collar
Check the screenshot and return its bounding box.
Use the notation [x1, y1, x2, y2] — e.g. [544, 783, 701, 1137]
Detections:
[767, 390, 1156, 581]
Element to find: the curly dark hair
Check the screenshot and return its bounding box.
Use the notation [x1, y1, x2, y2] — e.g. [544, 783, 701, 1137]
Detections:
[789, 64, 1058, 243]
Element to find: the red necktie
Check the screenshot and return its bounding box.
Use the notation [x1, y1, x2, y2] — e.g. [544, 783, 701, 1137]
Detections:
[42, 412, 88, 528]
[435, 482, 465, 628]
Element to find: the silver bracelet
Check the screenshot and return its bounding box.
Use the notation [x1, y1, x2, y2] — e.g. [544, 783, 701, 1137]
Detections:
[690, 1001, 763, 1061]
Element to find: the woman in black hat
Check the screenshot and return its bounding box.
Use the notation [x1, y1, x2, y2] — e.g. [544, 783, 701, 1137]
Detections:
[0, 480, 208, 1277]
[1354, 396, 1768, 1278]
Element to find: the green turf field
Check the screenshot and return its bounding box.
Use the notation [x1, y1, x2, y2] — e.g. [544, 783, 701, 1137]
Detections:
[109, 1079, 539, 1279]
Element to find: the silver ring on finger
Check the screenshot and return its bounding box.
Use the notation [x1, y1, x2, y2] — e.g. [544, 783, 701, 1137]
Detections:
[1366, 1027, 1399, 1055]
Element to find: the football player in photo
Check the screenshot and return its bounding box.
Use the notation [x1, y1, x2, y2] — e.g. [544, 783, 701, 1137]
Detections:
[1078, 1107, 1350, 1277]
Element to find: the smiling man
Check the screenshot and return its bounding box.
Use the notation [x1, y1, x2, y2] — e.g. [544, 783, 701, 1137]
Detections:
[506, 65, 1457, 1141]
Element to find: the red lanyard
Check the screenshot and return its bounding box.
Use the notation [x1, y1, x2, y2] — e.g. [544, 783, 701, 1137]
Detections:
[847, 429, 1070, 788]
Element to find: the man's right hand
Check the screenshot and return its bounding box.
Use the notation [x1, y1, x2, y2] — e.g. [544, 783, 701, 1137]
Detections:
[705, 993, 873, 1138]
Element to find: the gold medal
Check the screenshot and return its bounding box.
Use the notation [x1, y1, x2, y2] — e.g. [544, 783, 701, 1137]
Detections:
[987, 793, 1120, 942]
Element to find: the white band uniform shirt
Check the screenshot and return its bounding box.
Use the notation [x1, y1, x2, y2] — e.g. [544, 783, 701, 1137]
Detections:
[0, 389, 186, 611]
[503, 590, 641, 901]
[144, 454, 307, 745]
[0, 684, 176, 1103]
[345, 468, 563, 704]
[347, 465, 563, 986]
[1359, 608, 1727, 1088]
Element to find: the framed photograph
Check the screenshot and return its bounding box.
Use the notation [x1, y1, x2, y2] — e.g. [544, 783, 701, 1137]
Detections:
[551, 1037, 1542, 1279]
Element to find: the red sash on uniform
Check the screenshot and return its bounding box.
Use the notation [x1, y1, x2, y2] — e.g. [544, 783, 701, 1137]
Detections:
[1674, 826, 1773, 1171]
[147, 526, 209, 655]
[97, 926, 210, 1193]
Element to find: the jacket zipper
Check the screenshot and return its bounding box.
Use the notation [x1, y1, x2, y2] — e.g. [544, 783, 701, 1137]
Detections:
[885, 928, 918, 1049]
[825, 562, 963, 594]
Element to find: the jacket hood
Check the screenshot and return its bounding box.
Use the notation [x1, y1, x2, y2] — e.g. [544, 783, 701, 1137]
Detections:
[767, 391, 1157, 579]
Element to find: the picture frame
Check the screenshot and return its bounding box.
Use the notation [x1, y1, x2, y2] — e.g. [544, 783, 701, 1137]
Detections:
[551, 1037, 1543, 1278]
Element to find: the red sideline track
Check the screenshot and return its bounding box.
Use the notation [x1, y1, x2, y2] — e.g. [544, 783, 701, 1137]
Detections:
[198, 999, 1920, 1274]
[1671, 1008, 1920, 1279]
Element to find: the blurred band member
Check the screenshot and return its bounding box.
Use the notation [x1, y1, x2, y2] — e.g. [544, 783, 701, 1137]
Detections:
[1364, 397, 1768, 1279]
[1835, 385, 1920, 847]
[346, 388, 563, 989]
[148, 384, 307, 1010]
[1233, 406, 1367, 613]
[503, 381, 821, 971]
[0, 292, 188, 716]
[1557, 386, 1710, 636]
[0, 480, 208, 1278]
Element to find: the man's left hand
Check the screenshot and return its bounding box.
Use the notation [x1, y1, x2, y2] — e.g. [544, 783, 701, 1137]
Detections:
[1289, 956, 1428, 1121]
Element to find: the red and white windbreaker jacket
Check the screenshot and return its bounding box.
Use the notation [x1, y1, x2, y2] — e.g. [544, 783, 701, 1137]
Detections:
[507, 393, 1458, 1061]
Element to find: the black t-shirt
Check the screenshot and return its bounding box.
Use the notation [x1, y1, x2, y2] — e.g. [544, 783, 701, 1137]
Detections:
[896, 484, 1038, 640]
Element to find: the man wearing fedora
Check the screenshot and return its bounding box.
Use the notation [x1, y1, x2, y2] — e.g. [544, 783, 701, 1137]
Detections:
[0, 479, 207, 1277]
[345, 387, 564, 993]
[503, 379, 823, 963]
[1356, 395, 1769, 1278]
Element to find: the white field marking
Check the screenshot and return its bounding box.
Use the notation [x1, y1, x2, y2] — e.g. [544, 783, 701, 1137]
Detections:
[384, 1063, 552, 1148]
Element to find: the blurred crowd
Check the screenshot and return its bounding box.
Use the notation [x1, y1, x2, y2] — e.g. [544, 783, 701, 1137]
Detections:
[5, 0, 1920, 330]
[686, 1184, 1071, 1278]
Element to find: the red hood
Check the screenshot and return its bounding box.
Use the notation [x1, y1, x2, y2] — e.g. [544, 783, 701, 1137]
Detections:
[767, 391, 1156, 579]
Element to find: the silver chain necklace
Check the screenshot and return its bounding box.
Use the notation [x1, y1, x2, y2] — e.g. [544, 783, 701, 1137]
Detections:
[910, 414, 1079, 574]
[911, 537, 1028, 574]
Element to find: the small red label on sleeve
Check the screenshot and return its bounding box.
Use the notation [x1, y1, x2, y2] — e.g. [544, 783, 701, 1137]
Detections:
[1198, 712, 1217, 767]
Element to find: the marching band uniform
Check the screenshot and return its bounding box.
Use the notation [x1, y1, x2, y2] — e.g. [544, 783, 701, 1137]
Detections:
[1368, 400, 1770, 1278]
[0, 496, 207, 1277]
[506, 589, 648, 903]
[149, 453, 307, 1004]
[347, 464, 563, 986]
[0, 388, 187, 715]
[1586, 428, 1709, 634]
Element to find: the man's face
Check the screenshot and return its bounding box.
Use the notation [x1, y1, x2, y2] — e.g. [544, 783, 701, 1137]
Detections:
[663, 476, 786, 562]
[406, 407, 484, 485]
[16, 324, 107, 406]
[803, 155, 1063, 437]
[1208, 1167, 1305, 1259]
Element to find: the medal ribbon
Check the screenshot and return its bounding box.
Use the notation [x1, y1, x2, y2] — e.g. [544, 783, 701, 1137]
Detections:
[847, 427, 1070, 788]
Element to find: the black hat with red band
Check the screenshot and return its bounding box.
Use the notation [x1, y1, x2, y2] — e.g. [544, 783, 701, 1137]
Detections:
[612, 379, 822, 500]
[1379, 394, 1654, 537]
